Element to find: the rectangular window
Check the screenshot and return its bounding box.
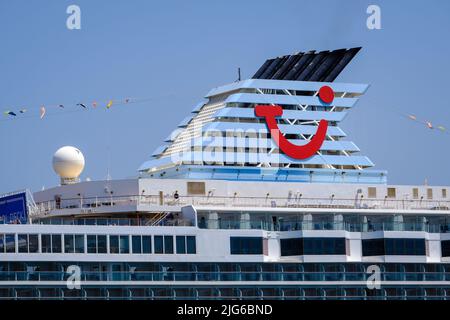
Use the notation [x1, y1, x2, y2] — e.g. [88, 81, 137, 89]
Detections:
[363, 238, 426, 256]
[413, 188, 419, 199]
[18, 234, 28, 253]
[164, 236, 173, 254]
[303, 238, 346, 255]
[29, 234, 39, 253]
[186, 236, 196, 254]
[64, 234, 75, 253]
[443, 189, 448, 198]
[176, 236, 186, 254]
[52, 234, 61, 253]
[387, 188, 396, 198]
[368, 187, 377, 198]
[154, 236, 163, 254]
[132, 236, 142, 254]
[97, 235, 107, 253]
[187, 182, 205, 195]
[441, 240, 450, 257]
[42, 234, 51, 253]
[142, 236, 152, 254]
[5, 234, 15, 253]
[119, 235, 129, 254]
[385, 238, 425, 256]
[0, 234, 4, 253]
[281, 238, 303, 256]
[109, 235, 119, 254]
[427, 188, 433, 200]
[362, 238, 385, 256]
[87, 235, 97, 254]
[230, 237, 263, 255]
[75, 235, 84, 253]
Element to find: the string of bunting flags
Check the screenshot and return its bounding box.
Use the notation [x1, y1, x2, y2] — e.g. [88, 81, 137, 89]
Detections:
[403, 113, 448, 134]
[2, 97, 159, 122]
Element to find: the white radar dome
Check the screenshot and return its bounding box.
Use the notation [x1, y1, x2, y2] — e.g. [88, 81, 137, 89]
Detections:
[52, 146, 85, 183]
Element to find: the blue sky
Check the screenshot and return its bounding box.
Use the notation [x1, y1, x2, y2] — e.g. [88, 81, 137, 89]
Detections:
[0, 0, 449, 193]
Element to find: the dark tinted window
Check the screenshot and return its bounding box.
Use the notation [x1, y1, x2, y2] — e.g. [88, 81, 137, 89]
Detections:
[119, 235, 129, 254]
[132, 236, 142, 254]
[109, 236, 119, 254]
[87, 235, 96, 253]
[281, 238, 303, 256]
[42, 234, 51, 253]
[442, 240, 450, 257]
[176, 236, 186, 254]
[64, 234, 74, 253]
[362, 239, 385, 256]
[29, 235, 39, 253]
[154, 236, 163, 254]
[164, 236, 173, 254]
[303, 238, 346, 255]
[363, 238, 426, 256]
[186, 236, 196, 254]
[142, 236, 152, 254]
[52, 235, 61, 253]
[97, 235, 107, 254]
[385, 238, 425, 256]
[230, 237, 263, 255]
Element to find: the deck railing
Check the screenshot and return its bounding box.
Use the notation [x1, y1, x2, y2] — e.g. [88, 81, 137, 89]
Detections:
[31, 194, 450, 217]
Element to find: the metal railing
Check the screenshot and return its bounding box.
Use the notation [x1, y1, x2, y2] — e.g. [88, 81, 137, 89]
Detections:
[32, 194, 450, 217]
[0, 270, 448, 282]
[198, 219, 449, 233]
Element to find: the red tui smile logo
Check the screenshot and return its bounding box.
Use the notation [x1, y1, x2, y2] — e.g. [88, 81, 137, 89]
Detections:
[255, 86, 333, 160]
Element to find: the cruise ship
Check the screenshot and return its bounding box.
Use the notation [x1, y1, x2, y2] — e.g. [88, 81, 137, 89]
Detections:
[1, 47, 450, 300]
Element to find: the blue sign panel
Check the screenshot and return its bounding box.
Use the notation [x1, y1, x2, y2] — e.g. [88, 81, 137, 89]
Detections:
[0, 192, 28, 224]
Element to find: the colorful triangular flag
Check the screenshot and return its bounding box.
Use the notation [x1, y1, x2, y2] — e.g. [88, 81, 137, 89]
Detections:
[40, 106, 46, 119]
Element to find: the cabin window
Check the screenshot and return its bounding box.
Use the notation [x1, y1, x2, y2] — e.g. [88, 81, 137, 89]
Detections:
[64, 234, 74, 253]
[413, 188, 419, 199]
[186, 236, 196, 254]
[154, 236, 164, 254]
[0, 234, 5, 253]
[427, 188, 433, 200]
[52, 235, 62, 253]
[230, 237, 263, 255]
[97, 235, 107, 253]
[109, 236, 119, 254]
[175, 236, 196, 254]
[362, 238, 425, 256]
[132, 236, 142, 254]
[18, 234, 28, 253]
[75, 235, 84, 253]
[5, 234, 15, 253]
[87, 235, 107, 254]
[119, 235, 129, 254]
[368, 187, 377, 198]
[176, 236, 186, 254]
[164, 235, 174, 254]
[443, 189, 448, 198]
[87, 235, 97, 253]
[42, 234, 52, 253]
[142, 236, 152, 254]
[387, 188, 396, 198]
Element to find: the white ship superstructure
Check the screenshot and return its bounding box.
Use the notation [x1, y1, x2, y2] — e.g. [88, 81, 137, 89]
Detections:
[1, 48, 449, 300]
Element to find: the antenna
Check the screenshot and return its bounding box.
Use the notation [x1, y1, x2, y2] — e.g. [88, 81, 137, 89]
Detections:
[106, 146, 112, 181]
[237, 67, 241, 81]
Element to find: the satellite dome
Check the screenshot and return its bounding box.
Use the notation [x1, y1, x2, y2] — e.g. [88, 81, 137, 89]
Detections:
[52, 146, 85, 184]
